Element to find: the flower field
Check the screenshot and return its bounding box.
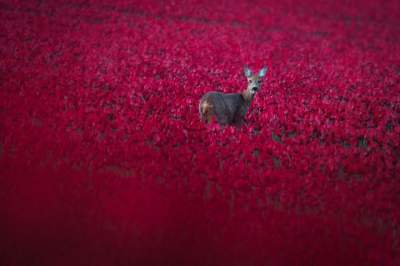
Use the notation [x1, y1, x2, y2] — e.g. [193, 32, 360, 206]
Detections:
[0, 0, 399, 265]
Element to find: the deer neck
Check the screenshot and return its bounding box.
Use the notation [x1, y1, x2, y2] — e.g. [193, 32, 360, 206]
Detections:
[241, 90, 254, 104]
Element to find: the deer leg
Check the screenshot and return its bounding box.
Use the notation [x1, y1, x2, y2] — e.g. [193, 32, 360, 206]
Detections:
[216, 113, 229, 125]
[232, 111, 245, 126]
[206, 112, 214, 123]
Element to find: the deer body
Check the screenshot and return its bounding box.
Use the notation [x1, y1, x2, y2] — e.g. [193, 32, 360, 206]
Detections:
[199, 66, 268, 126]
[199, 91, 251, 125]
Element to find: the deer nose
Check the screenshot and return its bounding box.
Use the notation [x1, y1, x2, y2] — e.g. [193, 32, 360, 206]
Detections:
[252, 87, 258, 91]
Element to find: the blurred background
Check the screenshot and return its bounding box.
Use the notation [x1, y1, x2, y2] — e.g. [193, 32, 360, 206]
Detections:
[1, 0, 399, 265]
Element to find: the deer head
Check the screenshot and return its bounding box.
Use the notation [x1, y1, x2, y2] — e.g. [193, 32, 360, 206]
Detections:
[243, 66, 268, 99]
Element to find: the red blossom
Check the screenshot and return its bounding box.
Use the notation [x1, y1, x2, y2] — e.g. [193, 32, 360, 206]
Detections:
[0, 0, 399, 265]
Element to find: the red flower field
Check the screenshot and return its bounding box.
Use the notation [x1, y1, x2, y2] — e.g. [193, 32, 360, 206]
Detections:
[1, 0, 399, 265]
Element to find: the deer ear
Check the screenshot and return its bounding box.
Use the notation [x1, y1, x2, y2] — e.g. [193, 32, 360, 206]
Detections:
[258, 67, 268, 77]
[244, 66, 252, 77]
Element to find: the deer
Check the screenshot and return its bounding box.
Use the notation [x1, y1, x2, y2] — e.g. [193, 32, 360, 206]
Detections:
[199, 66, 268, 126]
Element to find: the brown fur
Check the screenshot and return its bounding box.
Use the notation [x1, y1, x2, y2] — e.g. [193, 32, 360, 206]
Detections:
[199, 99, 214, 123]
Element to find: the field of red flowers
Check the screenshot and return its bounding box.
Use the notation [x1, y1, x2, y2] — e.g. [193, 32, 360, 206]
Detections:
[1, 0, 399, 265]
